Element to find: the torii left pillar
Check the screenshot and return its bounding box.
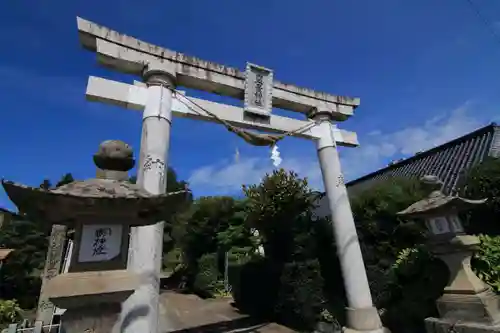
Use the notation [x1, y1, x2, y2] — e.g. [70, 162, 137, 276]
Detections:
[119, 62, 176, 333]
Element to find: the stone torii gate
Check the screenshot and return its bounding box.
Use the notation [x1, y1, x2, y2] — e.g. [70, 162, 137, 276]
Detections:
[76, 17, 387, 333]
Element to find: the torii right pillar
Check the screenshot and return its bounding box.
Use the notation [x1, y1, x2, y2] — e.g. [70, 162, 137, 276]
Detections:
[309, 109, 389, 333]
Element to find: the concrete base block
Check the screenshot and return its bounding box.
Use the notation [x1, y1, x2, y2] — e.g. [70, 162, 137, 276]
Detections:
[46, 270, 139, 309]
[343, 328, 390, 333]
[343, 306, 390, 333]
[61, 303, 121, 333]
[437, 289, 500, 325]
[425, 317, 500, 333]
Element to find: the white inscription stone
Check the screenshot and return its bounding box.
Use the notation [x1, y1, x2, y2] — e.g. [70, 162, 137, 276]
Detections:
[244, 63, 273, 117]
[78, 224, 122, 262]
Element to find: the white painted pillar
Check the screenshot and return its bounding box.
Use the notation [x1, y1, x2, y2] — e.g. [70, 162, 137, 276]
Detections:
[311, 110, 387, 333]
[120, 62, 176, 333]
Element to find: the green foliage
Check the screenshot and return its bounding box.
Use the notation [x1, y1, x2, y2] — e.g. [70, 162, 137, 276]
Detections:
[231, 257, 279, 317]
[232, 169, 327, 329]
[348, 178, 451, 333]
[172, 196, 255, 290]
[0, 217, 46, 309]
[55, 173, 74, 188]
[216, 200, 258, 252]
[460, 157, 500, 235]
[0, 299, 22, 328]
[473, 235, 500, 292]
[274, 260, 325, 330]
[243, 169, 318, 262]
[163, 247, 183, 273]
[381, 247, 448, 333]
[193, 253, 221, 297]
[350, 177, 428, 264]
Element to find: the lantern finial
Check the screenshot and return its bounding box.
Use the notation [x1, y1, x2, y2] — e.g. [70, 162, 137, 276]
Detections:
[93, 140, 135, 180]
[420, 175, 443, 194]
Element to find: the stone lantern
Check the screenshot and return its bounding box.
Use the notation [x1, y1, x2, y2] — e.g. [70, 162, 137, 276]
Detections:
[398, 175, 500, 332]
[2, 140, 187, 333]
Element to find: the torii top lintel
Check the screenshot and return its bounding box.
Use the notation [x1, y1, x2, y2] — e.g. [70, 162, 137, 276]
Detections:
[76, 17, 360, 121]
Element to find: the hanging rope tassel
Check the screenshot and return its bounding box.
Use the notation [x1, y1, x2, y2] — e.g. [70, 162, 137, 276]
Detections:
[234, 147, 240, 163]
[270, 144, 282, 167]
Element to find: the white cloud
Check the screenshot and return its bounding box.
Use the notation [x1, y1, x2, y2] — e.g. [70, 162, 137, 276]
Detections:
[188, 101, 489, 195]
[188, 155, 323, 195]
[339, 101, 485, 179]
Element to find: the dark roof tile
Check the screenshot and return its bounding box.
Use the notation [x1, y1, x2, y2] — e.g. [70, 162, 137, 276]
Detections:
[346, 123, 498, 196]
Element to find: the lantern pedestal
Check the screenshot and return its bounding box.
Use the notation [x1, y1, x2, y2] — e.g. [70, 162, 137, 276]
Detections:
[396, 175, 500, 333]
[58, 303, 122, 333]
[46, 270, 140, 308]
[426, 235, 500, 332]
[45, 270, 140, 333]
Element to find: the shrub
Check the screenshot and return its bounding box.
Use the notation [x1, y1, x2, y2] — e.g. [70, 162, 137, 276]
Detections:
[350, 177, 428, 263]
[460, 157, 500, 235]
[274, 259, 325, 330]
[231, 257, 279, 317]
[473, 235, 500, 293]
[0, 299, 22, 328]
[382, 247, 448, 333]
[193, 253, 221, 297]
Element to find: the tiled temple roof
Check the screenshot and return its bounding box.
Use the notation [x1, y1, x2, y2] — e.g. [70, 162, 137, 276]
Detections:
[346, 122, 500, 196]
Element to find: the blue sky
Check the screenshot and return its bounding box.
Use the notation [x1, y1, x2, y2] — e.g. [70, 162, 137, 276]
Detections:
[1, 0, 500, 210]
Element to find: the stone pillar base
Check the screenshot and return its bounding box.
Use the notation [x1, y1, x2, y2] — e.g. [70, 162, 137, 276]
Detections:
[343, 328, 390, 333]
[437, 289, 500, 325]
[425, 317, 500, 333]
[61, 303, 121, 333]
[343, 306, 390, 333]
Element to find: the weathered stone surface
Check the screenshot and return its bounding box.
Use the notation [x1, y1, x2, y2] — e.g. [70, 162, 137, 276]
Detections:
[77, 17, 360, 119]
[61, 303, 121, 333]
[397, 175, 486, 218]
[158, 291, 297, 333]
[436, 289, 500, 325]
[425, 317, 500, 333]
[0, 248, 13, 260]
[46, 270, 139, 309]
[2, 179, 187, 225]
[93, 140, 135, 173]
[398, 190, 486, 217]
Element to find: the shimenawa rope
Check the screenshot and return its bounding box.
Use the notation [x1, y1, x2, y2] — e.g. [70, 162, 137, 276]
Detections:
[171, 90, 317, 147]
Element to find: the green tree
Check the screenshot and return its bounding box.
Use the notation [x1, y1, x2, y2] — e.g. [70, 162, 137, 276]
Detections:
[349, 177, 428, 265]
[55, 173, 74, 188]
[0, 215, 46, 309]
[243, 169, 318, 262]
[174, 197, 252, 288]
[234, 169, 325, 329]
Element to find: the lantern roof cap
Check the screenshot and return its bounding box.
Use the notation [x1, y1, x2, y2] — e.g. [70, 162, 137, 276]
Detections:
[1, 140, 189, 225]
[0, 248, 14, 261]
[397, 175, 486, 218]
